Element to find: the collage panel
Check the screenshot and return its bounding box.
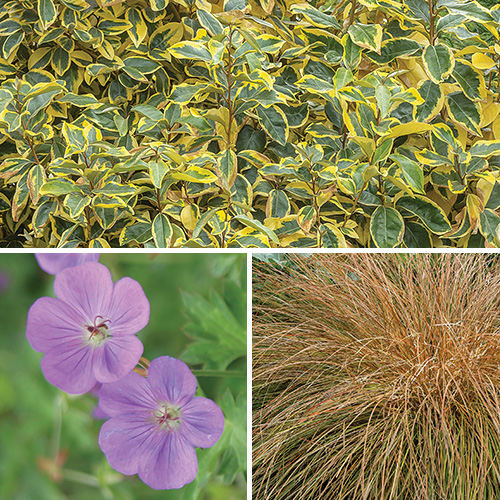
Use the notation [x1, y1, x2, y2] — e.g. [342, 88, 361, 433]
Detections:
[0, 0, 498, 250]
[0, 252, 247, 500]
[252, 252, 500, 500]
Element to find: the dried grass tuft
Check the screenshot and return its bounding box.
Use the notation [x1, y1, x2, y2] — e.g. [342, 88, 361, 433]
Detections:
[253, 254, 500, 500]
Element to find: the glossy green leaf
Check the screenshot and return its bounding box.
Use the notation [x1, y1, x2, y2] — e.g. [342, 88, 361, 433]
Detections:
[149, 160, 168, 189]
[390, 154, 425, 194]
[256, 105, 288, 146]
[40, 179, 81, 196]
[119, 220, 153, 245]
[169, 42, 212, 63]
[422, 44, 455, 84]
[469, 140, 500, 158]
[266, 189, 290, 218]
[234, 214, 279, 244]
[479, 208, 500, 245]
[216, 149, 237, 191]
[452, 60, 485, 102]
[397, 195, 452, 234]
[348, 22, 383, 53]
[445, 91, 481, 136]
[290, 3, 341, 29]
[370, 205, 404, 248]
[197, 9, 224, 36]
[152, 213, 173, 247]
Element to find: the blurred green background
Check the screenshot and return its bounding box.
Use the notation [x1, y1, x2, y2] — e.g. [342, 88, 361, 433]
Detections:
[0, 253, 247, 500]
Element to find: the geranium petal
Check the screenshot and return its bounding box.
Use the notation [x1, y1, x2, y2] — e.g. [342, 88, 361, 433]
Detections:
[93, 336, 144, 383]
[54, 262, 113, 323]
[139, 431, 198, 490]
[181, 397, 225, 448]
[41, 340, 96, 394]
[26, 297, 85, 352]
[108, 277, 150, 336]
[148, 356, 197, 406]
[99, 414, 157, 476]
[36, 253, 99, 275]
[99, 371, 158, 417]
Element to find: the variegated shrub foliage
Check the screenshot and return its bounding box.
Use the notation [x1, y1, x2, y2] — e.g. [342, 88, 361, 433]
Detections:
[1, 0, 500, 247]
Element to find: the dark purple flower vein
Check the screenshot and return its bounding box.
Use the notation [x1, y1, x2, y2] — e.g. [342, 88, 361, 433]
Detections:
[55, 343, 90, 374]
[105, 341, 120, 369]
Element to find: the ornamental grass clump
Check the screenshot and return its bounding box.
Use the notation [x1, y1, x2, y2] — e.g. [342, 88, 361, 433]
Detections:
[253, 253, 500, 500]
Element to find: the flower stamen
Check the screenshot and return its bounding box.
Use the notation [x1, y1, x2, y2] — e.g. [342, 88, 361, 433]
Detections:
[86, 316, 111, 342]
[153, 403, 182, 432]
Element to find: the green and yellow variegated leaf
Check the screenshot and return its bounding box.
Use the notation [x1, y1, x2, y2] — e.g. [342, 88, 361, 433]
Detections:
[126, 8, 148, 48]
[169, 83, 210, 105]
[234, 214, 279, 244]
[452, 60, 486, 102]
[256, 105, 288, 146]
[51, 47, 70, 76]
[296, 75, 335, 95]
[59, 93, 99, 107]
[348, 22, 383, 53]
[445, 2, 493, 23]
[169, 41, 212, 62]
[320, 223, 346, 248]
[469, 140, 500, 158]
[97, 17, 133, 34]
[366, 38, 421, 64]
[149, 160, 168, 189]
[383, 122, 434, 139]
[40, 179, 81, 196]
[415, 80, 444, 122]
[422, 44, 455, 84]
[152, 213, 173, 247]
[445, 91, 481, 136]
[170, 166, 218, 183]
[27, 164, 46, 204]
[64, 191, 90, 218]
[390, 88, 424, 106]
[197, 9, 224, 36]
[255, 35, 285, 54]
[227, 227, 271, 248]
[266, 189, 290, 218]
[3, 31, 23, 59]
[390, 154, 425, 194]
[397, 195, 452, 234]
[370, 205, 404, 248]
[122, 56, 161, 75]
[216, 149, 237, 191]
[120, 219, 153, 245]
[150, 0, 167, 12]
[479, 208, 500, 245]
[289, 3, 341, 30]
[38, 0, 58, 30]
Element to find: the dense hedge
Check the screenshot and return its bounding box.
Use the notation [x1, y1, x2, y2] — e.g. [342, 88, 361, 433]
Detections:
[2, 0, 500, 247]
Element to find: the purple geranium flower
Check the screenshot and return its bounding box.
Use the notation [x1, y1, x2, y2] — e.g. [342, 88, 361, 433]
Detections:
[26, 262, 149, 394]
[36, 253, 100, 275]
[98, 356, 225, 490]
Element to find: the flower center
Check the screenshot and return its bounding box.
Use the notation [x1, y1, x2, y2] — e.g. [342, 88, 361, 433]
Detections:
[153, 403, 182, 432]
[86, 316, 111, 345]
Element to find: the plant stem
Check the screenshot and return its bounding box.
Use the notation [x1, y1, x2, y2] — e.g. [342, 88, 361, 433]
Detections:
[342, 179, 369, 228]
[428, 0, 436, 45]
[84, 205, 92, 243]
[225, 27, 235, 148]
[347, 0, 357, 30]
[14, 90, 42, 166]
[50, 394, 63, 461]
[62, 469, 100, 487]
